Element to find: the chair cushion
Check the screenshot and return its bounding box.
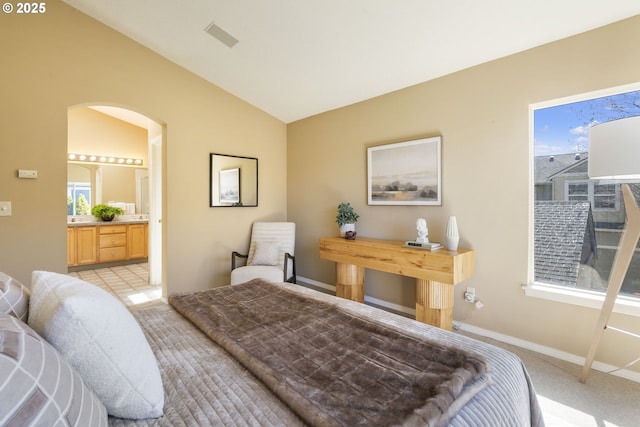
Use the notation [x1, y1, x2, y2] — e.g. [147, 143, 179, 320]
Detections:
[0, 272, 30, 322]
[248, 241, 280, 266]
[230, 265, 285, 285]
[28, 271, 164, 419]
[0, 313, 108, 426]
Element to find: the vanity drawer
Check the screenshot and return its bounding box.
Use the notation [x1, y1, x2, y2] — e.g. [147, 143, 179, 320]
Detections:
[99, 233, 127, 248]
[99, 225, 127, 235]
[99, 246, 127, 261]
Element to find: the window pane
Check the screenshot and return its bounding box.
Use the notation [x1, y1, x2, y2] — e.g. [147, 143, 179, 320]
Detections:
[568, 183, 588, 195]
[67, 182, 92, 215]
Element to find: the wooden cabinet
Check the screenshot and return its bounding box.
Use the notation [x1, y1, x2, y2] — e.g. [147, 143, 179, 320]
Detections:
[99, 225, 128, 262]
[127, 223, 148, 259]
[68, 222, 148, 267]
[67, 226, 98, 265]
[67, 227, 76, 266]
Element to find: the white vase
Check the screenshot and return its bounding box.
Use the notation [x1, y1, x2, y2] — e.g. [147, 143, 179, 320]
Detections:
[445, 216, 459, 250]
[339, 223, 355, 237]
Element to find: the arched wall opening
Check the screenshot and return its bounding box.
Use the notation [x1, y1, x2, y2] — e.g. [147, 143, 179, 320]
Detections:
[67, 103, 165, 292]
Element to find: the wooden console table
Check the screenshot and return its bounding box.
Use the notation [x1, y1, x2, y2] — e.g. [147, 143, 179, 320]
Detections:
[319, 237, 474, 330]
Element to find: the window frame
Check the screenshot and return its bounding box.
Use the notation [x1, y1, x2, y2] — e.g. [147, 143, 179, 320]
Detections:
[527, 82, 640, 317]
[67, 181, 92, 215]
[565, 180, 619, 211]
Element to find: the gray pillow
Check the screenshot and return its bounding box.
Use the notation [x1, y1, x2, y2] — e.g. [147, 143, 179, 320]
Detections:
[0, 313, 108, 426]
[0, 272, 30, 321]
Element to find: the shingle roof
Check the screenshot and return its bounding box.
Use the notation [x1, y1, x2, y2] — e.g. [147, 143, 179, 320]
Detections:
[534, 201, 597, 286]
[535, 153, 588, 183]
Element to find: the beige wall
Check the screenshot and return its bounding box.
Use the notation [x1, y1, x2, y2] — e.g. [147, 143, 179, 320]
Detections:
[287, 15, 640, 372]
[0, 1, 287, 291]
[68, 107, 147, 206]
[68, 107, 149, 164]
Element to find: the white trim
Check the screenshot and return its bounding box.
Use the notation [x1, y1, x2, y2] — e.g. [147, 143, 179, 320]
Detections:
[298, 276, 416, 317]
[524, 282, 640, 317]
[455, 321, 640, 384]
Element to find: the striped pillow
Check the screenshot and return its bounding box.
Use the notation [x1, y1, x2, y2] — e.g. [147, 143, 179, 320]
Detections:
[0, 272, 30, 322]
[0, 313, 108, 426]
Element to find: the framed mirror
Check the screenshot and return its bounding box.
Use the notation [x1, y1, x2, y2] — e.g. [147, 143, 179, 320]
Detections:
[209, 153, 258, 207]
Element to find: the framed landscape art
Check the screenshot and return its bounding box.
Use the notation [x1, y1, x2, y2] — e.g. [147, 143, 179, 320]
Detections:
[367, 136, 441, 205]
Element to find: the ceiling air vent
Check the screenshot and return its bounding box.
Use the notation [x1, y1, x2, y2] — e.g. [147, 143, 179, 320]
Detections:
[204, 21, 239, 48]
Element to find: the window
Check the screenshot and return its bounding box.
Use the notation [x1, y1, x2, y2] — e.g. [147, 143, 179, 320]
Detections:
[566, 181, 618, 210]
[67, 182, 91, 215]
[567, 182, 588, 202]
[531, 84, 640, 303]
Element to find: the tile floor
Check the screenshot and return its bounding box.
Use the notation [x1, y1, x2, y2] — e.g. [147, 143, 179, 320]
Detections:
[69, 263, 163, 307]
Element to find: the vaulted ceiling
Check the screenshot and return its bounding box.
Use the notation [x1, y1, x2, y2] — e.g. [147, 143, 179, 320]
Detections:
[62, 1, 640, 123]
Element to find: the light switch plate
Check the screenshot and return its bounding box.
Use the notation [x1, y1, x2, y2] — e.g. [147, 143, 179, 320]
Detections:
[0, 201, 11, 216]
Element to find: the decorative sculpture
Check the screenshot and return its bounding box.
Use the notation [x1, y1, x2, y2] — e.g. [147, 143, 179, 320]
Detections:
[416, 218, 429, 244]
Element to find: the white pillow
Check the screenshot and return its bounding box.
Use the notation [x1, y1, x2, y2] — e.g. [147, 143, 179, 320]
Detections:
[27, 271, 164, 419]
[247, 241, 280, 266]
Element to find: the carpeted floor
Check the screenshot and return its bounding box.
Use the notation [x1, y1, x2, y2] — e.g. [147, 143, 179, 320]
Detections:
[458, 331, 640, 427]
[72, 264, 640, 426]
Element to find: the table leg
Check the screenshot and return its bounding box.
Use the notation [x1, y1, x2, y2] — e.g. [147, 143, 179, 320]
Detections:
[335, 262, 364, 303]
[415, 278, 453, 330]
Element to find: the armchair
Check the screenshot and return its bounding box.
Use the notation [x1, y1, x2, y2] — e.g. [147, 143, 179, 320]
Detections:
[230, 222, 296, 285]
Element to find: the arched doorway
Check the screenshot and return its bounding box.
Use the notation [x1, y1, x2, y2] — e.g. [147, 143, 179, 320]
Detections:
[67, 104, 164, 288]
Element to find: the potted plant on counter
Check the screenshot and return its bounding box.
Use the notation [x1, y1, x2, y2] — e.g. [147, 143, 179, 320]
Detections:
[336, 202, 359, 238]
[91, 204, 124, 222]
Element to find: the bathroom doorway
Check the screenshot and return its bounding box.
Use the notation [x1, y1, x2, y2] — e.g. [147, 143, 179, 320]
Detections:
[67, 105, 164, 288]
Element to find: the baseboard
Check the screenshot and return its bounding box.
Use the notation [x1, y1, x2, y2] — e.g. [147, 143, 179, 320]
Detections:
[297, 275, 640, 384]
[298, 276, 416, 317]
[456, 321, 640, 384]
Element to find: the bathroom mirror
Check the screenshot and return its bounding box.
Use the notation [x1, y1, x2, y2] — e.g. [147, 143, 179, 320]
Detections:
[67, 163, 149, 215]
[209, 153, 258, 207]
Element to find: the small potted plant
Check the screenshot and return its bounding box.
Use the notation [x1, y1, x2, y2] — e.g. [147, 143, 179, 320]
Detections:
[91, 204, 124, 222]
[336, 202, 359, 238]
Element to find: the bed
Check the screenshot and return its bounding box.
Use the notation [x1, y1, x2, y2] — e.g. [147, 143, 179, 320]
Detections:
[1, 272, 544, 427]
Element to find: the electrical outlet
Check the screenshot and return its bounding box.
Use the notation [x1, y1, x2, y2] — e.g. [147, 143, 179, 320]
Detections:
[464, 287, 475, 303]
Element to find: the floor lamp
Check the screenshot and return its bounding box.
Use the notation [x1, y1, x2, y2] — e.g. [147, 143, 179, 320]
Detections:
[580, 116, 640, 383]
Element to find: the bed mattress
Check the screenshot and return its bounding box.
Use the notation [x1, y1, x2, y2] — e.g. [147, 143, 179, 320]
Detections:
[109, 283, 544, 426]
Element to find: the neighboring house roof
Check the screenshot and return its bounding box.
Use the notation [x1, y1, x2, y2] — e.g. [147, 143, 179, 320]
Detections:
[534, 201, 597, 286]
[535, 153, 588, 184]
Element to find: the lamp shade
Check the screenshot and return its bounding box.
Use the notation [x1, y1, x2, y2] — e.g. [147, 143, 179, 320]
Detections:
[588, 116, 640, 179]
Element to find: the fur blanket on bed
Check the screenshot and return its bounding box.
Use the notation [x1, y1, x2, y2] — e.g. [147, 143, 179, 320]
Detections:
[169, 280, 490, 427]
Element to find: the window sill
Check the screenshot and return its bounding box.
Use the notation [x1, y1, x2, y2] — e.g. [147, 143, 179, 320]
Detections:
[524, 282, 640, 317]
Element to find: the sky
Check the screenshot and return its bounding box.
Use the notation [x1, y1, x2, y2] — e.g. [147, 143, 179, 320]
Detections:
[534, 89, 640, 157]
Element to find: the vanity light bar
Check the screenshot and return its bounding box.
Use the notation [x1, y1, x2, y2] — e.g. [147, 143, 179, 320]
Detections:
[68, 153, 143, 166]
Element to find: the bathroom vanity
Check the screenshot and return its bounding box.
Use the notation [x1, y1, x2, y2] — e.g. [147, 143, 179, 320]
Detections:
[67, 218, 148, 268]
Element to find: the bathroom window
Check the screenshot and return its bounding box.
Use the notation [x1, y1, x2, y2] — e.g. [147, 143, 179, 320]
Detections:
[67, 182, 91, 215]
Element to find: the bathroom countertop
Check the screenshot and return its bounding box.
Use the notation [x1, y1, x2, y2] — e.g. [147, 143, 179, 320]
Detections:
[67, 216, 149, 226]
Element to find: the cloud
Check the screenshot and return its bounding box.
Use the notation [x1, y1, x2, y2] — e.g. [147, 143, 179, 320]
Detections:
[534, 144, 564, 156]
[570, 120, 599, 135]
